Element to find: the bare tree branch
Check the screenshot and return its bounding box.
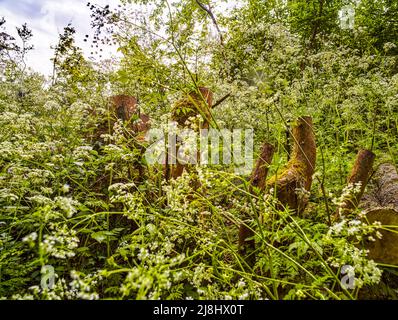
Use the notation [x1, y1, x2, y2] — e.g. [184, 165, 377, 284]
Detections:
[195, 0, 224, 46]
[212, 92, 231, 109]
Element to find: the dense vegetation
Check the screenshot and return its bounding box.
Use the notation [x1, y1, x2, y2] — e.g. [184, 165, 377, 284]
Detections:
[0, 0, 397, 300]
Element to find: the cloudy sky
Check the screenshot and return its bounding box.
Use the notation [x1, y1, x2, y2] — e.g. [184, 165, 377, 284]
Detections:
[0, 0, 119, 76]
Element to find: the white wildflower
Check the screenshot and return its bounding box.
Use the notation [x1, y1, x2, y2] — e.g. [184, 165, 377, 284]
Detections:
[61, 184, 70, 193]
[22, 232, 38, 242]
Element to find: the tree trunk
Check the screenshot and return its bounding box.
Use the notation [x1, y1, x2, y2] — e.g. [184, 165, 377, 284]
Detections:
[361, 163, 398, 210]
[167, 87, 213, 180]
[266, 116, 316, 214]
[360, 163, 398, 265]
[238, 142, 275, 264]
[335, 149, 376, 218]
[362, 208, 398, 265]
[109, 95, 150, 138]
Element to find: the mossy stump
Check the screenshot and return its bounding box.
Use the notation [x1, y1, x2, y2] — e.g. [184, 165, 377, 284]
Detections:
[238, 142, 275, 265]
[361, 163, 398, 210]
[167, 87, 213, 180]
[110, 95, 151, 138]
[266, 116, 316, 214]
[360, 163, 398, 265]
[335, 149, 376, 219]
[363, 208, 398, 265]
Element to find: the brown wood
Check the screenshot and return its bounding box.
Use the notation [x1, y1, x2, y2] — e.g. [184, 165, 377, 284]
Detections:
[360, 163, 398, 265]
[167, 87, 213, 180]
[88, 95, 151, 146]
[266, 116, 316, 214]
[171, 87, 213, 129]
[336, 149, 376, 218]
[110, 95, 151, 136]
[363, 208, 398, 265]
[250, 142, 275, 192]
[361, 163, 398, 210]
[110, 95, 137, 121]
[238, 142, 275, 264]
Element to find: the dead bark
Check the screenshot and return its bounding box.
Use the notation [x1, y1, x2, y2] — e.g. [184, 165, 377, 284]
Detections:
[110, 95, 137, 121]
[363, 208, 398, 265]
[335, 149, 376, 218]
[110, 95, 151, 137]
[359, 163, 398, 265]
[250, 143, 275, 192]
[361, 163, 398, 210]
[238, 142, 275, 264]
[89, 95, 151, 146]
[266, 116, 316, 214]
[108, 95, 151, 180]
[171, 87, 213, 128]
[86, 95, 152, 196]
[167, 87, 213, 180]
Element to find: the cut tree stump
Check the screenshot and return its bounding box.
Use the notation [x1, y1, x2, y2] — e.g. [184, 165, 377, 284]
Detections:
[107, 95, 151, 180]
[362, 208, 398, 265]
[250, 143, 276, 193]
[171, 87, 213, 129]
[238, 142, 275, 264]
[361, 163, 398, 210]
[167, 87, 213, 180]
[360, 163, 398, 265]
[110, 95, 151, 137]
[335, 149, 376, 218]
[266, 116, 316, 214]
[110, 95, 138, 122]
[89, 95, 151, 147]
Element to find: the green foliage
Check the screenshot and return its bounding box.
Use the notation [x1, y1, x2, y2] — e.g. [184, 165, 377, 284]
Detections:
[0, 0, 397, 300]
[354, 0, 398, 53]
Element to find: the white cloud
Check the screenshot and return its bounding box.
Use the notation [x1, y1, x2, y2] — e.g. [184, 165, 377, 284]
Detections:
[1, 0, 119, 76]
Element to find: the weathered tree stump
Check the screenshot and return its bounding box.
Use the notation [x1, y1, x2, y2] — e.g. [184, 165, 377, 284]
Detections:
[360, 163, 398, 265]
[266, 116, 316, 214]
[167, 87, 213, 180]
[110, 95, 138, 122]
[361, 163, 398, 210]
[89, 95, 152, 185]
[89, 95, 151, 145]
[363, 208, 398, 265]
[335, 149, 376, 218]
[171, 87, 213, 129]
[238, 142, 275, 264]
[250, 143, 276, 193]
[110, 95, 151, 137]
